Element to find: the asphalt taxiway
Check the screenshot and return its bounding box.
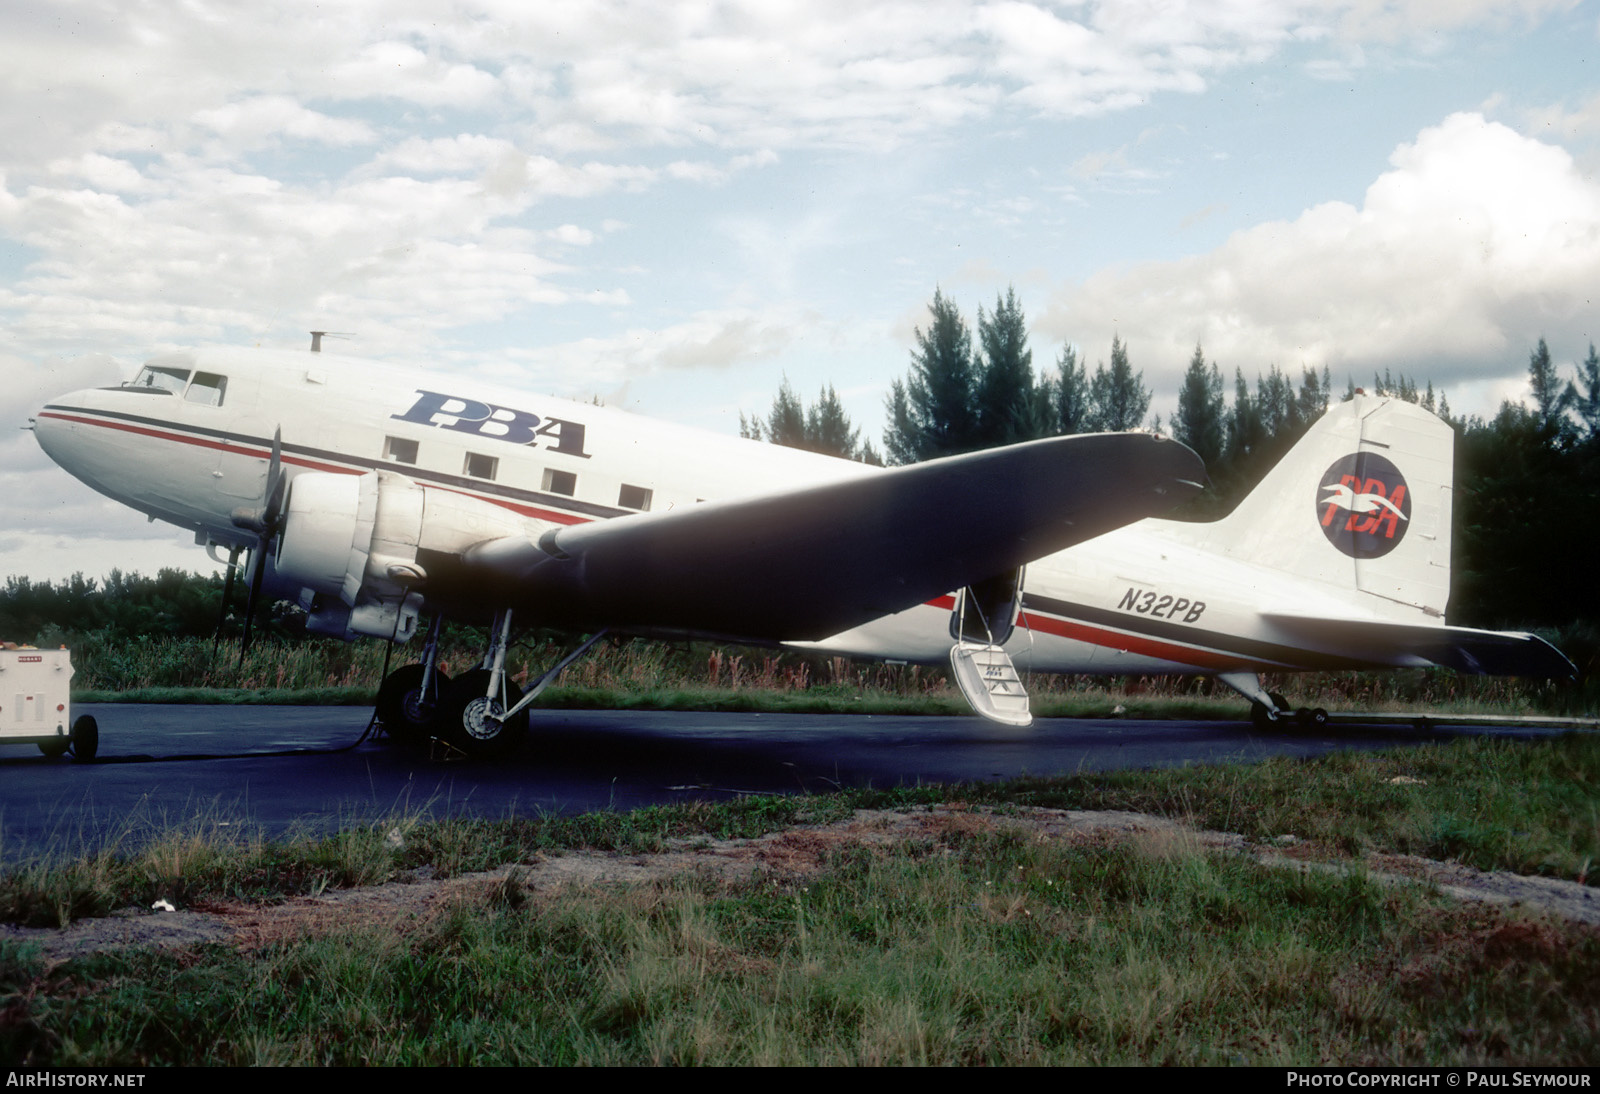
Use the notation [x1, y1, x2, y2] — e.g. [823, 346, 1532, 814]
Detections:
[0, 704, 1577, 857]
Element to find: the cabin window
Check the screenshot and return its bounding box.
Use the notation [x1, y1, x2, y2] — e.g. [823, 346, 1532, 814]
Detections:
[185, 372, 227, 407]
[128, 365, 190, 394]
[464, 452, 498, 480]
[384, 436, 419, 465]
[542, 468, 576, 496]
[618, 484, 653, 511]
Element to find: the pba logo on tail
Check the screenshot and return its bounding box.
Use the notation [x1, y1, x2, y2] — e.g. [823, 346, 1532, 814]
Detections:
[1316, 453, 1410, 559]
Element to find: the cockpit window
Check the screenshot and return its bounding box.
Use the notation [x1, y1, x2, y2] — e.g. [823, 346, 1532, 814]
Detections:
[128, 365, 191, 394]
[185, 371, 227, 407]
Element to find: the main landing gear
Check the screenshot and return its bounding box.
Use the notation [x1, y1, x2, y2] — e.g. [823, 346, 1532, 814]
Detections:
[1216, 672, 1329, 732]
[374, 617, 451, 746]
[373, 611, 608, 760]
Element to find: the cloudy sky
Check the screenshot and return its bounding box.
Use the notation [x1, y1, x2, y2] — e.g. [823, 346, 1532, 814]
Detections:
[3, 0, 1598, 584]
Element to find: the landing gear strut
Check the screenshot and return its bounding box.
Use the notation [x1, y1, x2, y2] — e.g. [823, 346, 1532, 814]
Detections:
[375, 616, 451, 745]
[439, 668, 529, 759]
[1217, 673, 1327, 732]
[376, 612, 610, 759]
[430, 609, 529, 759]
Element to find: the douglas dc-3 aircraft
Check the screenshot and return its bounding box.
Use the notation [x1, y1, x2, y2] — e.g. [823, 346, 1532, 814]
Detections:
[30, 343, 1571, 756]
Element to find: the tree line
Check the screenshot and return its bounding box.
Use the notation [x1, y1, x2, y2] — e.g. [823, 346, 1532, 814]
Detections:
[740, 288, 1600, 631]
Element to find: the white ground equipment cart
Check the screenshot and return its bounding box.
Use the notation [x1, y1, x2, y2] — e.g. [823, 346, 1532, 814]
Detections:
[0, 645, 97, 760]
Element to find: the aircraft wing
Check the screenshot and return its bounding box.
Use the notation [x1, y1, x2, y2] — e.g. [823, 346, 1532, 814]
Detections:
[1261, 613, 1577, 678]
[448, 432, 1205, 643]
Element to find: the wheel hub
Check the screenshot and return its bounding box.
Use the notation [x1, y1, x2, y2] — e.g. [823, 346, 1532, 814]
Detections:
[461, 697, 506, 741]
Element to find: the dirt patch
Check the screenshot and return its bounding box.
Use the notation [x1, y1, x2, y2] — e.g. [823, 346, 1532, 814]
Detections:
[5, 806, 1596, 967]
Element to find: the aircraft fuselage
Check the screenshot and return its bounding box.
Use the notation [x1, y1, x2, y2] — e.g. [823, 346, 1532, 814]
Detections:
[33, 345, 1554, 696]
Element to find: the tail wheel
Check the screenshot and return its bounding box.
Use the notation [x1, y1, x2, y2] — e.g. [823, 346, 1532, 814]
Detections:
[376, 664, 452, 745]
[438, 670, 529, 760]
[70, 715, 98, 762]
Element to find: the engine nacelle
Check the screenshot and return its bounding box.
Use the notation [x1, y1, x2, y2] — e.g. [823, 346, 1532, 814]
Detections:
[274, 469, 525, 641]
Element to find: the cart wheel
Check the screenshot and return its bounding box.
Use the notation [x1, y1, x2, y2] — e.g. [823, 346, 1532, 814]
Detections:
[70, 715, 98, 762]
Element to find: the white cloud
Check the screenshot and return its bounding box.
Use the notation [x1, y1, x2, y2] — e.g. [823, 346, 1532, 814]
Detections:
[0, 355, 125, 434]
[1331, 0, 1579, 42]
[499, 308, 806, 393]
[327, 40, 501, 109]
[544, 224, 595, 246]
[192, 96, 377, 152]
[1039, 113, 1600, 397]
[1521, 91, 1600, 154]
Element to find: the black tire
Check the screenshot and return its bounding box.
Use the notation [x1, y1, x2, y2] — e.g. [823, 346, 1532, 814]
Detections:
[437, 670, 529, 760]
[1268, 691, 1289, 714]
[1250, 701, 1279, 731]
[38, 736, 69, 759]
[70, 715, 98, 762]
[375, 664, 452, 745]
[1309, 707, 1329, 728]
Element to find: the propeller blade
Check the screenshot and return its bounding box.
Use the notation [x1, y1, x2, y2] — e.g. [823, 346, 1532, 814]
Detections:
[236, 427, 285, 665]
[230, 428, 285, 536]
[263, 427, 284, 527]
[239, 542, 268, 665]
[212, 544, 241, 660]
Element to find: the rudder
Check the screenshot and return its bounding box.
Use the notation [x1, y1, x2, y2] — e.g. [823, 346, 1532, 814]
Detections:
[1161, 395, 1453, 619]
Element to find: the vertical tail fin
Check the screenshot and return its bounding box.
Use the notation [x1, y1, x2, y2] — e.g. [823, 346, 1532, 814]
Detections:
[1166, 395, 1453, 618]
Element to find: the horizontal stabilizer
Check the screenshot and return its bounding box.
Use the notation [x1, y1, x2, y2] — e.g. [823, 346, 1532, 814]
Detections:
[458, 432, 1204, 643]
[1262, 613, 1576, 678]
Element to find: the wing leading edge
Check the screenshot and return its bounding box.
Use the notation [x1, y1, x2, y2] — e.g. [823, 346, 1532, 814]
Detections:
[449, 432, 1206, 643]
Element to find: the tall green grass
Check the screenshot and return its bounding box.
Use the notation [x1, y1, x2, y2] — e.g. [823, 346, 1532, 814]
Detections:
[64, 631, 1596, 716]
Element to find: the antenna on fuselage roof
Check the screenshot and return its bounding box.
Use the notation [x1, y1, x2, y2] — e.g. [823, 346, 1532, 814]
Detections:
[308, 331, 355, 353]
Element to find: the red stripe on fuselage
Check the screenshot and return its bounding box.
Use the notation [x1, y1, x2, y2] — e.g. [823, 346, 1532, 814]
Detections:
[38, 410, 593, 527]
[1020, 610, 1242, 669]
[40, 411, 352, 473]
[916, 590, 1242, 669]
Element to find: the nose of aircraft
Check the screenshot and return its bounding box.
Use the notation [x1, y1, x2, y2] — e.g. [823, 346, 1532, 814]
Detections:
[31, 386, 134, 510]
[31, 387, 90, 471]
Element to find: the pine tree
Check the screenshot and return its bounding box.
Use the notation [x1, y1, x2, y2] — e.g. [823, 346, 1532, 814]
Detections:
[1294, 366, 1330, 428]
[1051, 344, 1090, 435]
[1087, 336, 1151, 431]
[1256, 366, 1293, 438]
[743, 379, 878, 462]
[1576, 342, 1600, 440]
[1172, 343, 1225, 466]
[1527, 337, 1576, 437]
[883, 379, 919, 466]
[762, 376, 807, 448]
[1227, 367, 1263, 462]
[974, 286, 1041, 447]
[805, 384, 875, 461]
[881, 289, 981, 463]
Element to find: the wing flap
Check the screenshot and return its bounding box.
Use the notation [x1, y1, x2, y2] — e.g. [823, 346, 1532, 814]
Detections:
[1262, 612, 1575, 678]
[459, 432, 1204, 642]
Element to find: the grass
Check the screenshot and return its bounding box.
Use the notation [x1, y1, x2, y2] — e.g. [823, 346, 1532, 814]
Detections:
[3, 822, 1595, 1065]
[1, 735, 1597, 1064]
[65, 632, 1597, 720]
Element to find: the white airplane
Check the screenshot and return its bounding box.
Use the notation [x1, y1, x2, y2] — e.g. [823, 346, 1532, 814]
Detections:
[30, 342, 1570, 756]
